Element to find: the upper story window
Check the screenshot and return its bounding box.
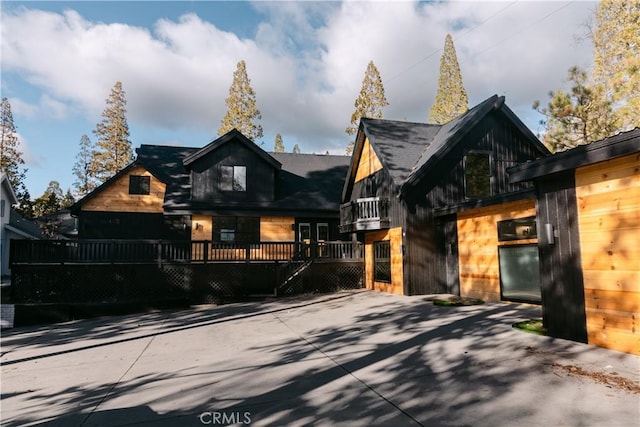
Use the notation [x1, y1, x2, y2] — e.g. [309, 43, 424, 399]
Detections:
[464, 152, 492, 199]
[129, 175, 150, 195]
[220, 165, 247, 192]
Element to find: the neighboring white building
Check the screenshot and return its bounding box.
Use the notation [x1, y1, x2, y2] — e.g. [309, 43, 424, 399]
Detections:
[1, 173, 40, 279]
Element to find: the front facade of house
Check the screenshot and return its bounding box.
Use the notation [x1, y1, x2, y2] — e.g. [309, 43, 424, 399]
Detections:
[71, 129, 350, 247]
[509, 129, 640, 355]
[341, 95, 550, 301]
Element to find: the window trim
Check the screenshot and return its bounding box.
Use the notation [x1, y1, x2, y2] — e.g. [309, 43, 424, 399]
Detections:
[128, 175, 151, 195]
[463, 151, 493, 200]
[373, 240, 391, 283]
[220, 165, 247, 192]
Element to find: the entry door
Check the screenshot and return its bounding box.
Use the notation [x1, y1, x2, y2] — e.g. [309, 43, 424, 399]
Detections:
[299, 223, 311, 243]
[442, 216, 460, 295]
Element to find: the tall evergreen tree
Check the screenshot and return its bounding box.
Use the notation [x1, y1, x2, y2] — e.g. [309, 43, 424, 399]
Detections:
[428, 34, 469, 124]
[534, 1, 638, 151]
[346, 61, 389, 155]
[534, 67, 617, 152]
[273, 133, 285, 153]
[32, 180, 63, 218]
[92, 81, 133, 183]
[591, 0, 640, 132]
[292, 144, 301, 154]
[218, 60, 263, 142]
[72, 134, 98, 198]
[0, 97, 31, 216]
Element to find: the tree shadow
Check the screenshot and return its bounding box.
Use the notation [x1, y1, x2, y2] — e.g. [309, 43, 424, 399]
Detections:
[1, 292, 637, 427]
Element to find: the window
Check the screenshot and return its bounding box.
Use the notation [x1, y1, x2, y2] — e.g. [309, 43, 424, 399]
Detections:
[464, 152, 492, 199]
[220, 165, 247, 192]
[213, 216, 259, 242]
[499, 244, 541, 303]
[373, 240, 391, 283]
[129, 175, 150, 195]
[317, 223, 329, 242]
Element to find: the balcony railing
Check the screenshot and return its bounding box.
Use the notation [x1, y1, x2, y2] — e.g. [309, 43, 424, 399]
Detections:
[339, 197, 390, 233]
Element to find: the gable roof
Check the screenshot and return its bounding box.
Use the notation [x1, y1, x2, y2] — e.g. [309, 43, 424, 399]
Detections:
[1, 172, 18, 205]
[6, 207, 42, 239]
[69, 161, 165, 214]
[342, 94, 548, 201]
[183, 128, 281, 170]
[509, 128, 640, 183]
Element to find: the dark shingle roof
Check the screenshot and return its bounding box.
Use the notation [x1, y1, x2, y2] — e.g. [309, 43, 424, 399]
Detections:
[360, 118, 441, 185]
[346, 95, 547, 200]
[132, 144, 350, 214]
[509, 127, 640, 183]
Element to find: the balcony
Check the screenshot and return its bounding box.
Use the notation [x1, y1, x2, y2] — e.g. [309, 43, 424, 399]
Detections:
[339, 197, 390, 233]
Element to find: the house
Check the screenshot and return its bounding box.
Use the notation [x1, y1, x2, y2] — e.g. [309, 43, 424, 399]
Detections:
[1, 173, 41, 279]
[70, 129, 350, 246]
[340, 95, 550, 299]
[509, 128, 640, 354]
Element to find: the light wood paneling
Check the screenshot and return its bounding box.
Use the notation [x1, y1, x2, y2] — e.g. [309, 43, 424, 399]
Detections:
[260, 217, 294, 241]
[355, 138, 384, 182]
[364, 227, 404, 295]
[457, 199, 536, 302]
[82, 165, 166, 213]
[576, 153, 640, 355]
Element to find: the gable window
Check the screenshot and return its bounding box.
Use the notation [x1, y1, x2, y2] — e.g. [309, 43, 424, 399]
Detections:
[373, 240, 391, 283]
[129, 175, 150, 195]
[464, 152, 492, 199]
[220, 165, 247, 192]
[213, 216, 259, 243]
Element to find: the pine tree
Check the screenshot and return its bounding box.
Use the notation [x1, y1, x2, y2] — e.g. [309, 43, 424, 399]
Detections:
[61, 189, 75, 209]
[534, 67, 617, 152]
[273, 133, 285, 153]
[0, 97, 31, 217]
[72, 134, 98, 198]
[219, 60, 263, 142]
[346, 61, 389, 155]
[428, 34, 469, 124]
[591, 0, 640, 131]
[292, 144, 301, 154]
[92, 81, 133, 183]
[32, 181, 63, 218]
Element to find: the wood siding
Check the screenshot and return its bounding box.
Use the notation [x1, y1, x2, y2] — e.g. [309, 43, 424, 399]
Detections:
[261, 217, 295, 241]
[190, 139, 275, 203]
[82, 165, 165, 213]
[364, 227, 404, 295]
[576, 153, 640, 354]
[191, 215, 213, 241]
[355, 138, 383, 182]
[457, 199, 536, 302]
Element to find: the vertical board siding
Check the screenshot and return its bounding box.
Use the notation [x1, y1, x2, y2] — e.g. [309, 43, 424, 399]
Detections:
[576, 153, 640, 354]
[536, 173, 587, 343]
[82, 165, 166, 213]
[364, 227, 404, 294]
[260, 217, 295, 241]
[457, 199, 536, 302]
[355, 138, 384, 182]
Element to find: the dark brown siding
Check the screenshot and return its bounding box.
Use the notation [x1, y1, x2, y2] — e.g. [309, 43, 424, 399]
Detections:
[413, 112, 541, 209]
[536, 172, 587, 343]
[190, 139, 275, 202]
[350, 168, 404, 229]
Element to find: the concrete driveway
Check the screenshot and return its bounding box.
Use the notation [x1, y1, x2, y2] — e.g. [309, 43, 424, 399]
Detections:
[1, 290, 639, 426]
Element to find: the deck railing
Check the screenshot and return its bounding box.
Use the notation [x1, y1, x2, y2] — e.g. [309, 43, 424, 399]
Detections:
[340, 197, 390, 232]
[10, 239, 363, 265]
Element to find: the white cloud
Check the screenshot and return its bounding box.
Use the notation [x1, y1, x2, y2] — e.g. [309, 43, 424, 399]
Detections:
[1, 1, 596, 155]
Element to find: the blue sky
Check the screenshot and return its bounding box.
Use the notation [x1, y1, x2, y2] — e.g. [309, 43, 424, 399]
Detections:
[1, 1, 596, 198]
